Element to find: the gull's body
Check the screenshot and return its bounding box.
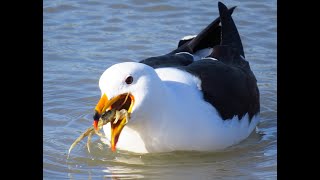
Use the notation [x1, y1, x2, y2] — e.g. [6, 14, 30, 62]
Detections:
[93, 2, 260, 153]
[102, 65, 259, 153]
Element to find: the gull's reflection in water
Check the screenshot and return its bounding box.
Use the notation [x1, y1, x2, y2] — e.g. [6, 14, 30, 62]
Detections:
[103, 154, 145, 179]
[103, 167, 144, 179]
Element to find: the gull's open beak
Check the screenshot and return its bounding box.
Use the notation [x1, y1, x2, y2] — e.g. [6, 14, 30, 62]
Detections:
[93, 93, 134, 151]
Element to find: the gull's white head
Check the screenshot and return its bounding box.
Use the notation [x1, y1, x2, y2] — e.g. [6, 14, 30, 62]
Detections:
[93, 62, 164, 151]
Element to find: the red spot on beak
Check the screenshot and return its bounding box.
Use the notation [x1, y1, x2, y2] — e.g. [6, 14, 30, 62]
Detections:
[93, 120, 98, 131]
[111, 144, 116, 152]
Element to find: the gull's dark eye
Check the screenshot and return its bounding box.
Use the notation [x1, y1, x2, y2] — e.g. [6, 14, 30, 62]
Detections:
[125, 76, 133, 84]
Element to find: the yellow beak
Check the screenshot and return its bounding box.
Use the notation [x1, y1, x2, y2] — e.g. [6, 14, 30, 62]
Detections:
[93, 93, 134, 151]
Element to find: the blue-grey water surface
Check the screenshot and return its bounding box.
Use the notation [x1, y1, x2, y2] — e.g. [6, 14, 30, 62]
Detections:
[44, 0, 277, 179]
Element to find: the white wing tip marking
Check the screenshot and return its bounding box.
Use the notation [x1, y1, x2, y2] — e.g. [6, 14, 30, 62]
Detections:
[181, 35, 197, 40]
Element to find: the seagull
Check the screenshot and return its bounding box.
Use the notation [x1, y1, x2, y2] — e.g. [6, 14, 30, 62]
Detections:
[92, 2, 260, 153]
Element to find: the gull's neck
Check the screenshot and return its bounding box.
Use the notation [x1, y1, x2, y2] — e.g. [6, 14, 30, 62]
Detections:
[125, 82, 180, 152]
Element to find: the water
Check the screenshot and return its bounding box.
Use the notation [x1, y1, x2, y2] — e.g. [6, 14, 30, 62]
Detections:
[44, 0, 277, 179]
